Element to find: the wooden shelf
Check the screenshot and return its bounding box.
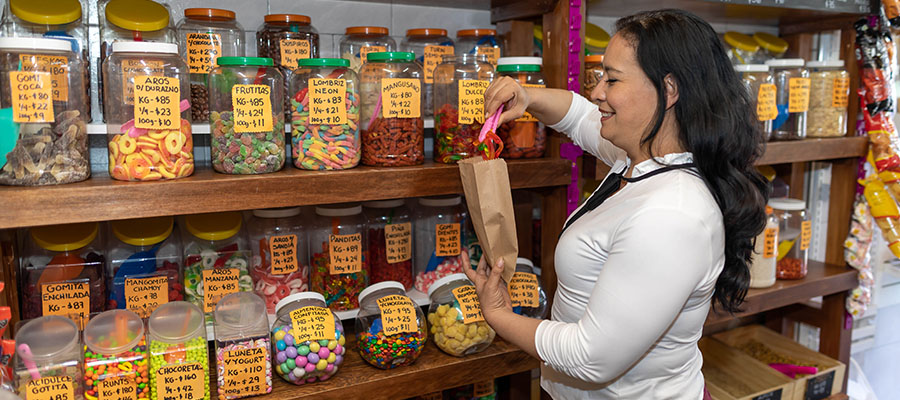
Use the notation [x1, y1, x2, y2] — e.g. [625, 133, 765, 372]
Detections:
[586, 0, 869, 26]
[756, 137, 868, 165]
[0, 158, 571, 229]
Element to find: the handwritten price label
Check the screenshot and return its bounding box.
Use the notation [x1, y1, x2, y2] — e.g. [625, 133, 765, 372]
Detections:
[381, 78, 421, 118]
[121, 59, 165, 105]
[42, 281, 89, 328]
[451, 285, 484, 324]
[270, 234, 299, 275]
[763, 228, 777, 259]
[435, 223, 461, 257]
[788, 77, 811, 113]
[515, 83, 545, 123]
[832, 76, 850, 108]
[458, 80, 489, 124]
[800, 220, 812, 251]
[360, 45, 386, 63]
[155, 363, 204, 400]
[20, 54, 69, 101]
[25, 376, 74, 400]
[133, 76, 180, 130]
[476, 47, 500, 66]
[385, 222, 412, 264]
[10, 72, 54, 123]
[232, 84, 273, 133]
[98, 377, 137, 400]
[424, 45, 454, 84]
[377, 294, 417, 335]
[309, 78, 347, 125]
[290, 306, 336, 342]
[221, 347, 268, 396]
[202, 268, 240, 312]
[125, 275, 169, 317]
[757, 83, 777, 121]
[508, 272, 540, 308]
[279, 39, 310, 68]
[329, 233, 362, 274]
[185, 33, 222, 74]
[473, 380, 495, 397]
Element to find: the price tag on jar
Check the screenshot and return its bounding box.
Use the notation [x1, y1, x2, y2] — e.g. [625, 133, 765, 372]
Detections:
[185, 32, 222, 74]
[290, 305, 336, 342]
[360, 45, 387, 63]
[155, 363, 205, 400]
[424, 45, 454, 84]
[832, 76, 850, 108]
[202, 268, 240, 312]
[477, 47, 500, 66]
[458, 80, 489, 124]
[515, 83, 545, 123]
[788, 77, 811, 113]
[133, 76, 180, 130]
[98, 376, 137, 400]
[309, 78, 347, 125]
[329, 233, 362, 274]
[232, 84, 273, 133]
[757, 83, 778, 121]
[377, 294, 417, 335]
[279, 39, 311, 68]
[452, 285, 485, 324]
[20, 54, 69, 101]
[25, 376, 75, 400]
[270, 234, 299, 275]
[508, 272, 540, 308]
[763, 227, 778, 259]
[42, 281, 89, 328]
[381, 78, 422, 118]
[10, 71, 54, 123]
[125, 275, 169, 317]
[435, 223, 461, 257]
[800, 220, 812, 251]
[473, 380, 495, 397]
[121, 59, 165, 105]
[221, 347, 268, 396]
[385, 222, 412, 264]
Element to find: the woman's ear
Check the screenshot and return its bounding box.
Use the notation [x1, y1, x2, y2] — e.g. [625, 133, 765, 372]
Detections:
[664, 74, 679, 109]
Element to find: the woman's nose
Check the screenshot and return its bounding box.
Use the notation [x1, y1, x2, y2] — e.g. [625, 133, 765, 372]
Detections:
[590, 77, 606, 102]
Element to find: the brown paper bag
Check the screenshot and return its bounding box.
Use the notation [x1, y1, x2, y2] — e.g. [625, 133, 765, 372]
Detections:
[458, 156, 517, 283]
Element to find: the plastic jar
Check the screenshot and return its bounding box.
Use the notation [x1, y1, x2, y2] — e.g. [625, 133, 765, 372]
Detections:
[340, 26, 396, 71]
[510, 258, 547, 318]
[723, 31, 759, 65]
[770, 198, 810, 280]
[360, 51, 425, 166]
[107, 216, 184, 315]
[147, 301, 210, 400]
[433, 54, 495, 164]
[19, 222, 105, 323]
[413, 196, 468, 293]
[214, 292, 272, 399]
[270, 292, 346, 385]
[363, 199, 414, 289]
[103, 41, 194, 181]
[256, 14, 318, 121]
[583, 54, 604, 98]
[401, 28, 454, 117]
[0, 37, 90, 186]
[290, 58, 361, 170]
[176, 8, 246, 123]
[455, 29, 501, 67]
[208, 56, 285, 174]
[496, 57, 546, 159]
[749, 207, 778, 288]
[181, 212, 253, 324]
[83, 309, 150, 400]
[247, 207, 309, 314]
[310, 205, 368, 311]
[807, 60, 849, 138]
[355, 281, 427, 369]
[735, 64, 775, 141]
[767, 58, 809, 141]
[753, 32, 789, 61]
[14, 316, 83, 399]
[584, 22, 609, 55]
[427, 273, 495, 357]
[99, 0, 174, 63]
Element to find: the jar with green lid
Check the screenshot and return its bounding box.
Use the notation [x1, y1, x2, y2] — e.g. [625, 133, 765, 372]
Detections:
[807, 60, 849, 138]
[83, 309, 150, 400]
[753, 32, 789, 61]
[14, 316, 84, 399]
[433, 53, 495, 163]
[208, 56, 285, 174]
[148, 301, 211, 400]
[99, 0, 175, 63]
[766, 58, 808, 140]
[734, 64, 774, 141]
[340, 26, 396, 72]
[584, 22, 609, 55]
[400, 28, 454, 117]
[455, 29, 501, 67]
[495, 57, 546, 159]
[723, 31, 759, 65]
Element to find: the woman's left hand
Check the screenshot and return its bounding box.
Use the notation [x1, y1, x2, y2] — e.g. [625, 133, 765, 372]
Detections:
[461, 251, 513, 319]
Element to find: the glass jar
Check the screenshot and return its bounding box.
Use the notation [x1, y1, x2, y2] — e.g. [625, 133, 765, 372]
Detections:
[455, 29, 501, 67]
[208, 56, 286, 174]
[510, 258, 547, 318]
[247, 207, 309, 314]
[363, 199, 414, 289]
[107, 216, 184, 315]
[767, 58, 808, 141]
[181, 212, 253, 324]
[270, 292, 346, 385]
[83, 309, 150, 400]
[103, 41, 194, 181]
[769, 198, 810, 280]
[256, 14, 318, 121]
[19, 222, 105, 323]
[584, 22, 609, 56]
[433, 54, 495, 164]
[213, 292, 272, 399]
[413, 196, 468, 293]
[99, 0, 175, 63]
[735, 64, 775, 141]
[426, 273, 495, 357]
[147, 301, 210, 400]
[401, 28, 454, 117]
[310, 205, 368, 311]
[495, 57, 546, 159]
[14, 316, 83, 399]
[290, 58, 361, 170]
[583, 54, 603, 98]
[753, 32, 788, 61]
[359, 51, 425, 167]
[355, 281, 427, 369]
[749, 206, 778, 289]
[723, 31, 759, 65]
[176, 8, 245, 123]
[807, 60, 849, 138]
[0, 37, 89, 186]
[340, 26, 396, 72]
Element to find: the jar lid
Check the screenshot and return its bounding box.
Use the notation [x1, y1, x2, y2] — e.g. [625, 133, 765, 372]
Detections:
[253, 207, 301, 219]
[31, 222, 98, 252]
[111, 41, 178, 54]
[363, 199, 405, 209]
[111, 216, 174, 247]
[765, 58, 805, 68]
[365, 51, 415, 62]
[768, 197, 806, 211]
[516, 257, 534, 269]
[264, 14, 311, 24]
[297, 58, 350, 68]
[806, 60, 844, 68]
[105, 0, 170, 32]
[753, 32, 789, 54]
[427, 273, 470, 298]
[84, 309, 145, 355]
[184, 8, 235, 21]
[457, 29, 496, 37]
[315, 204, 363, 216]
[184, 211, 242, 241]
[584, 22, 610, 49]
[497, 56, 541, 66]
[418, 195, 461, 207]
[10, 0, 81, 26]
[533, 25, 543, 41]
[275, 292, 326, 314]
[0, 37, 72, 53]
[584, 54, 604, 63]
[15, 316, 79, 361]
[358, 281, 406, 304]
[733, 64, 769, 72]
[724, 32, 759, 52]
[217, 56, 274, 66]
[215, 292, 268, 330]
[406, 28, 447, 37]
[148, 301, 205, 343]
[497, 64, 540, 72]
[346, 26, 389, 35]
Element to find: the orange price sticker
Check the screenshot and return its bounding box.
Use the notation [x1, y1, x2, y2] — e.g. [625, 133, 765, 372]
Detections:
[832, 76, 850, 108]
[377, 294, 417, 335]
[424, 45, 454, 84]
[385, 222, 412, 264]
[279, 39, 311, 68]
[515, 83, 545, 123]
[757, 83, 777, 121]
[10, 71, 54, 123]
[42, 281, 89, 328]
[202, 268, 240, 312]
[451, 285, 484, 324]
[381, 78, 421, 118]
[20, 54, 69, 101]
[508, 272, 540, 308]
[800, 220, 812, 251]
[473, 380, 495, 397]
[763, 228, 778, 259]
[360, 45, 387, 63]
[97, 376, 137, 400]
[125, 275, 169, 317]
[329, 233, 362, 274]
[477, 47, 500, 66]
[121, 59, 165, 105]
[290, 306, 336, 342]
[232, 84, 273, 133]
[25, 376, 74, 400]
[435, 223, 461, 257]
[788, 77, 811, 113]
[309, 78, 347, 125]
[185, 32, 222, 74]
[269, 234, 299, 275]
[221, 347, 268, 397]
[155, 363, 205, 400]
[458, 80, 489, 124]
[133, 76, 180, 130]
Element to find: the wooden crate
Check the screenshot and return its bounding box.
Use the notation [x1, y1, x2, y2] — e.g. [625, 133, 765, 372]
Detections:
[699, 337, 797, 400]
[713, 325, 846, 400]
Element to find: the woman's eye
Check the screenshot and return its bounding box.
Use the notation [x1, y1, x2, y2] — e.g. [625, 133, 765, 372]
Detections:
[606, 78, 618, 84]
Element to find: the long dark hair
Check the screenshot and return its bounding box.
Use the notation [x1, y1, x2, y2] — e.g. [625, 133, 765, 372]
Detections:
[615, 10, 768, 312]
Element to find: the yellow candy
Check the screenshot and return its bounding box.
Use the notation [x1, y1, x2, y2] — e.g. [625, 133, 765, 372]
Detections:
[461, 338, 472, 347]
[338, 335, 346, 346]
[309, 342, 320, 352]
[467, 324, 478, 338]
[327, 340, 337, 350]
[316, 359, 327, 370]
[444, 325, 458, 338]
[437, 305, 448, 316]
[446, 308, 458, 320]
[327, 353, 336, 363]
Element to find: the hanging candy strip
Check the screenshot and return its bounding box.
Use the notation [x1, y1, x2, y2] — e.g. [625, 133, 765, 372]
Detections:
[475, 104, 504, 160]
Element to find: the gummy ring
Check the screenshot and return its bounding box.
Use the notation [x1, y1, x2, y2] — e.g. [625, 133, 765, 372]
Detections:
[108, 141, 119, 159]
[178, 162, 193, 177]
[148, 129, 168, 140]
[118, 135, 137, 155]
[111, 165, 130, 181]
[128, 157, 152, 180]
[158, 165, 176, 179]
[165, 131, 184, 155]
[144, 149, 162, 165]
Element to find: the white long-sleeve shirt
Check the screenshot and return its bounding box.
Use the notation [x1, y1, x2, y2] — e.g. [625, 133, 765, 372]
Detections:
[534, 93, 724, 399]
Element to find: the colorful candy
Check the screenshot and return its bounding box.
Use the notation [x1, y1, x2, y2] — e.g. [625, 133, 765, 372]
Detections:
[357, 318, 426, 369]
[310, 242, 368, 311]
[270, 324, 345, 385]
[183, 244, 254, 323]
[148, 336, 210, 400]
[21, 251, 106, 320]
[427, 303, 494, 357]
[84, 338, 150, 400]
[108, 260, 184, 310]
[414, 255, 464, 294]
[250, 245, 309, 314]
[210, 111, 286, 174]
[434, 103, 483, 164]
[368, 227, 414, 289]
[109, 118, 194, 181]
[362, 117, 425, 166]
[290, 76, 361, 170]
[215, 337, 272, 399]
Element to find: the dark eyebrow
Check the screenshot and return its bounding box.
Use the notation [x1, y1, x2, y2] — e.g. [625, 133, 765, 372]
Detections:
[604, 65, 622, 74]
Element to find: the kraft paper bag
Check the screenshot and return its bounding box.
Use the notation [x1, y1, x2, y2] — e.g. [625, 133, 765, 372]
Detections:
[458, 156, 517, 283]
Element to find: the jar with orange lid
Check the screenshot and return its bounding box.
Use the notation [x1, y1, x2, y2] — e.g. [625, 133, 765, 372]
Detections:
[340, 26, 396, 72]
[99, 0, 175, 64]
[256, 13, 319, 120]
[176, 8, 245, 122]
[455, 29, 501, 67]
[401, 28, 454, 117]
[583, 54, 604, 98]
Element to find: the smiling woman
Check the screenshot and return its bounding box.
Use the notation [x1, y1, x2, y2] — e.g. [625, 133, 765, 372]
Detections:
[475, 9, 769, 399]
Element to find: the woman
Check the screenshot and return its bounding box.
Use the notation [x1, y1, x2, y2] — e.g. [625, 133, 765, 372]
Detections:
[464, 10, 768, 399]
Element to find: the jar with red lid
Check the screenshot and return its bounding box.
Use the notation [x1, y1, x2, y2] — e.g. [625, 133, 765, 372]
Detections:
[340, 26, 396, 72]
[400, 28, 454, 117]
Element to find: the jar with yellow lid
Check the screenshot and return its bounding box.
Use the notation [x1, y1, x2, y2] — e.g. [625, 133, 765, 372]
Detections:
[19, 222, 106, 324]
[584, 22, 609, 55]
[583, 54, 604, 98]
[723, 31, 759, 65]
[99, 0, 175, 63]
[106, 216, 183, 316]
[181, 212, 253, 324]
[340, 26, 396, 72]
[400, 28, 454, 117]
[753, 32, 789, 61]
[455, 29, 501, 67]
[176, 8, 245, 123]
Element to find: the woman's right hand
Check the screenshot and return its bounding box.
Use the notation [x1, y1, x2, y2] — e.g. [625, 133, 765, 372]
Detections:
[484, 76, 531, 125]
